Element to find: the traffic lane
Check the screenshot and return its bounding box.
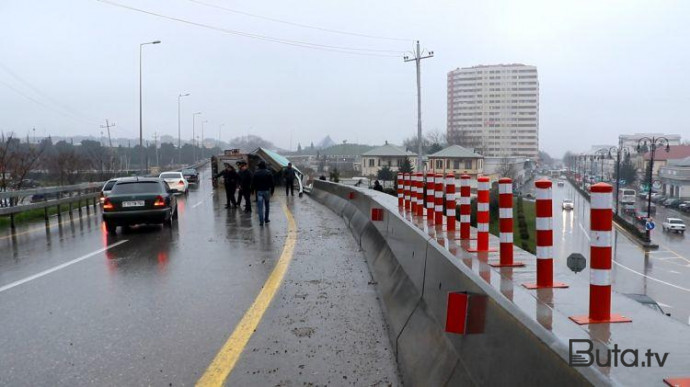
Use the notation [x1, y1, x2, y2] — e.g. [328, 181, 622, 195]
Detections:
[551, 181, 690, 325]
[0, 170, 289, 385]
[227, 193, 400, 386]
[637, 198, 690, 257]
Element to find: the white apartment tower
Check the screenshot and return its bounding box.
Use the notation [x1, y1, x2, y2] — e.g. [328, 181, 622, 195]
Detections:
[447, 64, 539, 159]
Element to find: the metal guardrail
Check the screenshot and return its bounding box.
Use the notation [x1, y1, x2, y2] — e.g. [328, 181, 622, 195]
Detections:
[0, 160, 211, 229]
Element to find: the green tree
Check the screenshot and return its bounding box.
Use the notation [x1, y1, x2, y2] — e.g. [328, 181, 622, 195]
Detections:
[377, 165, 394, 181]
[399, 158, 414, 173]
[616, 154, 637, 186]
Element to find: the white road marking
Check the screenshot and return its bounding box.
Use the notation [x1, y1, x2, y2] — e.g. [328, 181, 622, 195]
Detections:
[579, 223, 590, 240]
[0, 240, 129, 294]
[669, 270, 682, 274]
[657, 302, 672, 308]
[192, 201, 204, 208]
[612, 260, 690, 292]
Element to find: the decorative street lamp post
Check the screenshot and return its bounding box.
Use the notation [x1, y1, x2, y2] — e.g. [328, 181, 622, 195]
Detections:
[636, 136, 670, 242]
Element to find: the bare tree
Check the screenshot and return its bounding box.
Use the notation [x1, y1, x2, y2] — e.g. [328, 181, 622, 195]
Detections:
[9, 140, 47, 190]
[0, 133, 14, 192]
[51, 144, 85, 185]
[497, 157, 517, 180]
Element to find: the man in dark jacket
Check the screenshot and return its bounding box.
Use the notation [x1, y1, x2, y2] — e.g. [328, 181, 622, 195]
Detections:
[284, 163, 296, 196]
[214, 164, 239, 208]
[237, 162, 253, 212]
[253, 161, 275, 226]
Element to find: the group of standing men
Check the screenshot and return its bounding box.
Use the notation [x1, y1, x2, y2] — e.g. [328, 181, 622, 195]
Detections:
[214, 161, 298, 226]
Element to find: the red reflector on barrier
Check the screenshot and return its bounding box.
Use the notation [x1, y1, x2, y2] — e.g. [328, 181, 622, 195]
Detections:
[664, 377, 690, 387]
[446, 292, 468, 334]
[348, 192, 356, 200]
[371, 208, 383, 221]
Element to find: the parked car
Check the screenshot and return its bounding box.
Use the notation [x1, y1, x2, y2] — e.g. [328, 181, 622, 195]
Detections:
[662, 218, 686, 234]
[651, 194, 666, 203]
[159, 171, 188, 194]
[100, 178, 120, 204]
[624, 294, 670, 316]
[181, 168, 199, 184]
[102, 178, 178, 234]
[562, 199, 574, 210]
[663, 198, 681, 208]
[678, 201, 690, 212]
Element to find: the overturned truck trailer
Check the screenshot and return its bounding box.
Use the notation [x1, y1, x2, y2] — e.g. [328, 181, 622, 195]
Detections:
[211, 148, 304, 195]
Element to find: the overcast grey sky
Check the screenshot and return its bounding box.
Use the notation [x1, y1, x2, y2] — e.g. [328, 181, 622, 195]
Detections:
[1, 0, 688, 157]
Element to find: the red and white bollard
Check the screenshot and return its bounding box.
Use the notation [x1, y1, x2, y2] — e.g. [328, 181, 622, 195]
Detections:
[459, 175, 472, 240]
[404, 173, 411, 211]
[410, 173, 418, 214]
[467, 176, 495, 252]
[397, 173, 404, 208]
[570, 183, 632, 324]
[523, 179, 567, 289]
[415, 173, 424, 217]
[435, 173, 444, 225]
[445, 173, 456, 234]
[426, 173, 435, 223]
[490, 178, 524, 267]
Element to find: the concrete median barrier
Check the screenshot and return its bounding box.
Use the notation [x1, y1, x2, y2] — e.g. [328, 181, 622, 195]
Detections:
[310, 180, 690, 387]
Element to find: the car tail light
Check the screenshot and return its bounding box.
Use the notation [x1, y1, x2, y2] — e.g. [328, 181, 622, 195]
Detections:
[103, 198, 114, 210]
[178, 180, 185, 185]
[153, 196, 166, 207]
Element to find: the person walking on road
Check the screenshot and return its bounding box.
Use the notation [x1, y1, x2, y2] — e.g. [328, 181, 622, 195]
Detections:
[237, 162, 253, 213]
[214, 164, 239, 208]
[253, 161, 275, 226]
[284, 162, 296, 196]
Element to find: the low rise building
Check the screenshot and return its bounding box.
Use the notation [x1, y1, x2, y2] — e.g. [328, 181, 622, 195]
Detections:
[360, 143, 416, 177]
[427, 145, 483, 180]
[659, 157, 690, 199]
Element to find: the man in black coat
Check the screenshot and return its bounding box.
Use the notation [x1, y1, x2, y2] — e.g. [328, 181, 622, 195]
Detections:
[284, 162, 296, 196]
[237, 162, 253, 212]
[253, 161, 275, 226]
[214, 164, 239, 208]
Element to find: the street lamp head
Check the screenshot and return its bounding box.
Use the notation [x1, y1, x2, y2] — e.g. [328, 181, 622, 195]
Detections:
[180, 93, 190, 97]
[152, 40, 161, 44]
[665, 143, 671, 152]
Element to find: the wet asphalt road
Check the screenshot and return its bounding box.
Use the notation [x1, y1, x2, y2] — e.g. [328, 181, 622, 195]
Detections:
[0, 167, 399, 386]
[544, 179, 690, 326]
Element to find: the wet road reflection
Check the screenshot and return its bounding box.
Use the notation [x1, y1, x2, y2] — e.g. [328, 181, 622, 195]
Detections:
[551, 179, 690, 325]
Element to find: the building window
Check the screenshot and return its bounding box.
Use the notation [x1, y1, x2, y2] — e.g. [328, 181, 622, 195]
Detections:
[435, 160, 443, 169]
[368, 159, 375, 167]
[465, 160, 473, 169]
[377, 159, 381, 167]
[454, 160, 460, 169]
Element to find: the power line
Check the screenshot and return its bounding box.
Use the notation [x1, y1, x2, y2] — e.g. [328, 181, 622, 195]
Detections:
[0, 62, 100, 125]
[95, 0, 405, 57]
[185, 0, 410, 42]
[0, 79, 96, 126]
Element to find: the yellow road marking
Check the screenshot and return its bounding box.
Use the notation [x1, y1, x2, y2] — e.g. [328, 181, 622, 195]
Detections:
[196, 199, 298, 386]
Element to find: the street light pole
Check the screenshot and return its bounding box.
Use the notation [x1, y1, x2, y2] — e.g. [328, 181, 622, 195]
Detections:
[637, 136, 670, 242]
[192, 112, 202, 162]
[201, 120, 208, 159]
[139, 40, 161, 173]
[177, 93, 190, 165]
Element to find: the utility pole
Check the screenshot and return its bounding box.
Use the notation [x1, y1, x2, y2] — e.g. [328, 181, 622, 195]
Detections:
[153, 131, 159, 167]
[218, 123, 224, 149]
[201, 120, 208, 159]
[101, 119, 115, 148]
[404, 40, 434, 172]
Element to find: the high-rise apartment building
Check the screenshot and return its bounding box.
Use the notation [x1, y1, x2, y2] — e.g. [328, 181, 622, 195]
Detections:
[447, 64, 539, 159]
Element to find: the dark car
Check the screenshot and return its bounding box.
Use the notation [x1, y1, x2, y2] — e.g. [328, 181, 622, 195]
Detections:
[651, 194, 667, 204]
[621, 203, 636, 215]
[663, 198, 681, 208]
[102, 178, 178, 234]
[181, 168, 199, 184]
